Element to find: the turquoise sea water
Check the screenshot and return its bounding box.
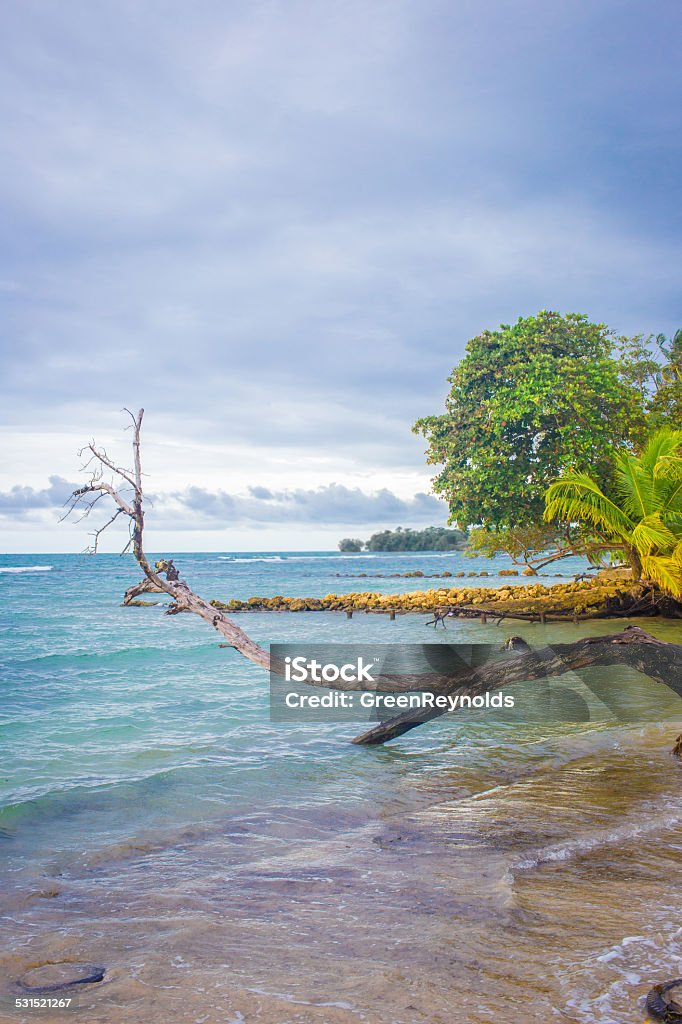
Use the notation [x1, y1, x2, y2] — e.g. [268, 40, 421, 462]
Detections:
[2, 549, 576, 882]
[2, 551, 682, 1024]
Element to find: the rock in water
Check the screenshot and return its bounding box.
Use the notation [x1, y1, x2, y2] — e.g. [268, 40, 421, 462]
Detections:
[18, 962, 105, 993]
[646, 979, 682, 1021]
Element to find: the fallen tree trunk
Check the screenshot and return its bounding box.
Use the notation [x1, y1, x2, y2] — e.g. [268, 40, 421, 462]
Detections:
[337, 626, 682, 745]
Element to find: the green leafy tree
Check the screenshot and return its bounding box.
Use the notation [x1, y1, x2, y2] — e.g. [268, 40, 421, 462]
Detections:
[414, 311, 648, 530]
[362, 526, 467, 551]
[544, 427, 682, 596]
[338, 538, 364, 552]
[614, 334, 662, 407]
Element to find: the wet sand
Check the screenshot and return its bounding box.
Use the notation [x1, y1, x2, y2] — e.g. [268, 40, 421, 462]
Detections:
[2, 721, 681, 1024]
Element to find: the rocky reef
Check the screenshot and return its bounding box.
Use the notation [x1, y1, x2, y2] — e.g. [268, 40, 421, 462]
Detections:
[209, 572, 651, 621]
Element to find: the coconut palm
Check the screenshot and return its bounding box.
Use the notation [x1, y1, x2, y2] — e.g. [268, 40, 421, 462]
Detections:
[544, 427, 682, 597]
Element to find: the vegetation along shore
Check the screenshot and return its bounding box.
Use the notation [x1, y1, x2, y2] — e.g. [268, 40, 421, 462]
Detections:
[122, 567, 668, 623]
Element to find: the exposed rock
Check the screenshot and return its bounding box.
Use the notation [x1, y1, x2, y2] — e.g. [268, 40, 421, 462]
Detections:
[208, 574, 653, 620]
[18, 962, 106, 993]
[646, 978, 682, 1021]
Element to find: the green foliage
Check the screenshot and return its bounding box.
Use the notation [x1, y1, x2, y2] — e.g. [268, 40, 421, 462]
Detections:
[466, 524, 581, 571]
[414, 311, 650, 529]
[339, 526, 468, 552]
[365, 526, 467, 551]
[544, 427, 682, 596]
[338, 538, 364, 552]
[650, 329, 682, 427]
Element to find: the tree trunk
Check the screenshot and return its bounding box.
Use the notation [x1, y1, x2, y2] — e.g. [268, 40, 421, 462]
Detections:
[342, 626, 682, 745]
[66, 409, 272, 672]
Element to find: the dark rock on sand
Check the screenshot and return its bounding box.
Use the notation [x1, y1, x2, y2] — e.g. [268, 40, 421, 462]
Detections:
[18, 962, 105, 993]
[646, 978, 682, 1021]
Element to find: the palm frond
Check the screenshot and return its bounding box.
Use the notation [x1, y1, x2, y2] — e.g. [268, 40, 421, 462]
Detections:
[640, 555, 682, 598]
[613, 452, 660, 519]
[544, 474, 633, 538]
[663, 479, 682, 515]
[630, 514, 679, 556]
[639, 428, 682, 474]
[544, 429, 682, 588]
[653, 454, 682, 481]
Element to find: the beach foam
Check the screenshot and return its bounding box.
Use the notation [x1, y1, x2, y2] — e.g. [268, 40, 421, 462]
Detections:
[0, 565, 53, 573]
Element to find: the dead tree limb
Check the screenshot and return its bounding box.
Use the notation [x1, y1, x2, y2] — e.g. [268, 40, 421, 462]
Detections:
[122, 576, 164, 605]
[65, 409, 271, 671]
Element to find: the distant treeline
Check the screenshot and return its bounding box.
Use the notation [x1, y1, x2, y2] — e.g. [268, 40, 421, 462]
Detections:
[338, 526, 468, 552]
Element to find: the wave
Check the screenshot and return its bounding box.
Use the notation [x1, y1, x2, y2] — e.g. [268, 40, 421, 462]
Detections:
[217, 554, 382, 563]
[219, 556, 286, 563]
[512, 799, 682, 871]
[0, 565, 53, 574]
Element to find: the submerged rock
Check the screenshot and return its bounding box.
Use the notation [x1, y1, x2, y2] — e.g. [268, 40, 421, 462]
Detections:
[646, 978, 682, 1021]
[18, 962, 106, 993]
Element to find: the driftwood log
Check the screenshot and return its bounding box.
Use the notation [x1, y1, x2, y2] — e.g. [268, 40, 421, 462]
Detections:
[346, 626, 682, 745]
[427, 589, 682, 627]
[64, 410, 682, 755]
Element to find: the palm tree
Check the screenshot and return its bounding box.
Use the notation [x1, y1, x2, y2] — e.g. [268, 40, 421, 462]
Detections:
[544, 427, 682, 597]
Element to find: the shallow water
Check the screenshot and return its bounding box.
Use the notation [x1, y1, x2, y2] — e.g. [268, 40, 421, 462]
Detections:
[1, 552, 681, 1023]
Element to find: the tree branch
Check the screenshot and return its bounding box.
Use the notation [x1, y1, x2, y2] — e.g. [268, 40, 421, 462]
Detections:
[284, 625, 682, 746]
[65, 408, 271, 671]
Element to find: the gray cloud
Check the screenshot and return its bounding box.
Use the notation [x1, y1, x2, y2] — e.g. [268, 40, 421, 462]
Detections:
[0, 476, 446, 528]
[1, 1, 680, 439]
[171, 482, 446, 526]
[0, 476, 78, 516]
[249, 485, 273, 499]
[0, 0, 681, 550]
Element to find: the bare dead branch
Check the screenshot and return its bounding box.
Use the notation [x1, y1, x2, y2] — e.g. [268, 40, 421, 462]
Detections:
[84, 443, 138, 492]
[65, 409, 271, 671]
[72, 480, 135, 517]
[344, 625, 682, 745]
[89, 507, 125, 554]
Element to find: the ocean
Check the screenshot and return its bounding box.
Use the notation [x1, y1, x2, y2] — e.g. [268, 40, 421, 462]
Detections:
[1, 551, 681, 1024]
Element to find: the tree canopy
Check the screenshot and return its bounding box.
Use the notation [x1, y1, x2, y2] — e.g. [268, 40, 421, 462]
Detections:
[338, 538, 364, 552]
[338, 527, 467, 552]
[465, 523, 591, 572]
[365, 526, 467, 551]
[414, 311, 649, 529]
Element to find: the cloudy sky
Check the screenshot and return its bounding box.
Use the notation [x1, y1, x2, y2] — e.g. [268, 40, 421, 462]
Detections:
[1, 0, 680, 552]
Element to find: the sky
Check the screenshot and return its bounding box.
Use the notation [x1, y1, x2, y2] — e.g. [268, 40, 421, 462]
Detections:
[1, 0, 681, 552]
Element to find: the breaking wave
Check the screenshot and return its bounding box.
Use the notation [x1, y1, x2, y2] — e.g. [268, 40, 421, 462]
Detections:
[0, 565, 53, 574]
